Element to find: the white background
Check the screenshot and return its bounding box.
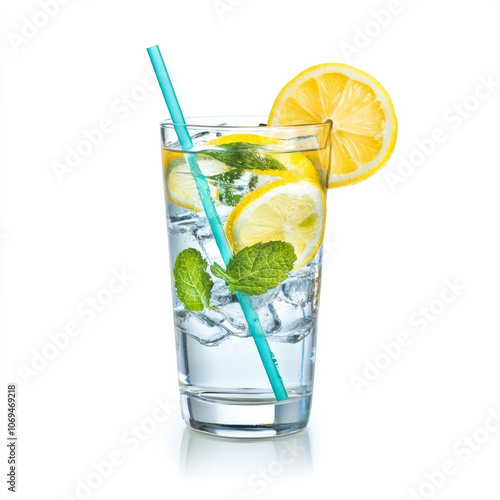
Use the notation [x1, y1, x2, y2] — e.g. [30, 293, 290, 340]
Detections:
[1, 0, 500, 499]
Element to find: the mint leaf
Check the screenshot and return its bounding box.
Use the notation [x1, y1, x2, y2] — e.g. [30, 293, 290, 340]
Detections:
[211, 262, 232, 282]
[210, 170, 259, 207]
[201, 142, 286, 172]
[213, 169, 245, 206]
[210, 241, 296, 295]
[173, 248, 213, 311]
[248, 174, 259, 191]
[201, 143, 285, 207]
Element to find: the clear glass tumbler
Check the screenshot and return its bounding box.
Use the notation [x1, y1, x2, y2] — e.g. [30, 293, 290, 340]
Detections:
[160, 116, 331, 437]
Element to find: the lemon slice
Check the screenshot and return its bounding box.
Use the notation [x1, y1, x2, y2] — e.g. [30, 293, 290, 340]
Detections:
[268, 63, 397, 188]
[207, 133, 320, 181]
[225, 177, 326, 269]
[163, 153, 229, 212]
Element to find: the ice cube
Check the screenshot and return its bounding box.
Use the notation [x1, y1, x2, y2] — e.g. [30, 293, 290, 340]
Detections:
[282, 277, 313, 308]
[269, 317, 316, 344]
[256, 303, 282, 334]
[175, 309, 231, 346]
[250, 286, 281, 309]
[213, 289, 282, 337]
[217, 301, 249, 336]
[190, 131, 213, 146]
[210, 279, 233, 307]
[167, 211, 202, 236]
[193, 224, 224, 264]
[282, 263, 321, 309]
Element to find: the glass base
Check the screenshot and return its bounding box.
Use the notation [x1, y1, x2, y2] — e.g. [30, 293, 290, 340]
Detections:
[180, 390, 312, 438]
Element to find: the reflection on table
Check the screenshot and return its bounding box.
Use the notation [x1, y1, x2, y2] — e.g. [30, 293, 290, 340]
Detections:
[179, 427, 313, 478]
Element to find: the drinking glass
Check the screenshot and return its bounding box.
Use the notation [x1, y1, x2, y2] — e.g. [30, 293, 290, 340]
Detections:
[160, 116, 331, 437]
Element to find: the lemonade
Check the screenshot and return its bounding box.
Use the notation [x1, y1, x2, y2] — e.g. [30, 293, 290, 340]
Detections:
[154, 60, 397, 437]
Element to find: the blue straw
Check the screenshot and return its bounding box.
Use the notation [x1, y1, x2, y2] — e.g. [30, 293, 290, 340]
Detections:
[147, 45, 288, 401]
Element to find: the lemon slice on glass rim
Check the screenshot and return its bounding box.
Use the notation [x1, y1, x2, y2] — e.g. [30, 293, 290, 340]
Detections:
[268, 63, 398, 188]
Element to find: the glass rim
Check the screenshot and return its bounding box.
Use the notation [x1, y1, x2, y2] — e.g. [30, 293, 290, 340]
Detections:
[160, 115, 332, 132]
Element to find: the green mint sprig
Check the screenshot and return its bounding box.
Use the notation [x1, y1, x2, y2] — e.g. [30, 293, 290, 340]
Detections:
[200, 142, 286, 172]
[211, 241, 296, 295]
[173, 241, 297, 311]
[211, 169, 247, 207]
[201, 142, 286, 207]
[173, 248, 214, 311]
[210, 172, 259, 207]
